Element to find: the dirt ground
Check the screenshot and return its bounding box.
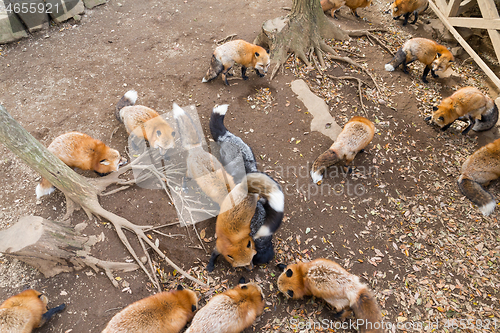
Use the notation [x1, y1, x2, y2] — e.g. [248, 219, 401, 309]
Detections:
[1, 0, 500, 332]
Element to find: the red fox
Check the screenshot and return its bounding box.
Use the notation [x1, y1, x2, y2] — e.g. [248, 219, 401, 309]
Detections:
[209, 104, 258, 183]
[321, 0, 372, 18]
[173, 103, 236, 205]
[310, 116, 375, 184]
[202, 40, 270, 86]
[425, 86, 498, 135]
[116, 90, 176, 155]
[387, 0, 428, 25]
[36, 132, 127, 199]
[385, 37, 454, 83]
[277, 259, 383, 333]
[0, 289, 65, 333]
[184, 279, 264, 333]
[102, 285, 198, 333]
[207, 172, 284, 272]
[458, 138, 500, 216]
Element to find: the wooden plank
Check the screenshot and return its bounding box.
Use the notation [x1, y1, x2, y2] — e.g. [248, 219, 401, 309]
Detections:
[487, 30, 500, 63]
[435, 0, 449, 12]
[476, 0, 500, 18]
[448, 17, 500, 29]
[428, 0, 500, 89]
[476, 0, 500, 63]
[445, 0, 463, 16]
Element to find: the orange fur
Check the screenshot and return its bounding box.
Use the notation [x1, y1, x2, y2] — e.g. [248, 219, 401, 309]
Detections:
[185, 283, 264, 333]
[321, 0, 372, 17]
[172, 103, 235, 205]
[385, 38, 454, 83]
[0, 289, 63, 333]
[278, 259, 383, 333]
[102, 287, 198, 333]
[202, 40, 270, 85]
[36, 132, 127, 199]
[119, 105, 176, 154]
[458, 138, 500, 216]
[310, 116, 375, 184]
[429, 87, 496, 129]
[214, 180, 259, 269]
[389, 0, 428, 25]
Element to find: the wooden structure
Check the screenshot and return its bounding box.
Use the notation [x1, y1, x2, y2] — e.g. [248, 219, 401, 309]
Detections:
[429, 0, 500, 89]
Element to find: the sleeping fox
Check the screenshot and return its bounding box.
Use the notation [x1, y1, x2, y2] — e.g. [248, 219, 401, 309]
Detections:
[102, 285, 198, 333]
[116, 90, 176, 155]
[277, 259, 383, 333]
[202, 40, 270, 86]
[385, 37, 454, 83]
[36, 132, 127, 199]
[184, 279, 264, 333]
[425, 86, 498, 135]
[0, 289, 65, 333]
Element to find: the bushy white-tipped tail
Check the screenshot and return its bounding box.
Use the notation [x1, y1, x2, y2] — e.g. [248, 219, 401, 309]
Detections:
[36, 184, 55, 199]
[480, 201, 496, 216]
[310, 170, 324, 184]
[267, 188, 285, 214]
[172, 102, 185, 119]
[202, 77, 208, 83]
[124, 90, 138, 105]
[213, 104, 229, 116]
[385, 63, 395, 72]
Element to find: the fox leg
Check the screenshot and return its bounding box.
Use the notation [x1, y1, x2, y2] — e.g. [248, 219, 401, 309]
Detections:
[221, 65, 233, 86]
[402, 12, 410, 25]
[411, 11, 419, 24]
[242, 66, 249, 80]
[430, 68, 439, 78]
[461, 115, 475, 135]
[422, 65, 431, 83]
[254, 68, 265, 77]
[40, 303, 66, 327]
[207, 248, 220, 272]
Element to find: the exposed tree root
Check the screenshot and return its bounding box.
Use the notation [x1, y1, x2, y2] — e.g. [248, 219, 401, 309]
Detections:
[327, 74, 369, 115]
[0, 105, 209, 291]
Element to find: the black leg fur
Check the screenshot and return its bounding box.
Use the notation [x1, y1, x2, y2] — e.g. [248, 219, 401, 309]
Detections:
[242, 66, 249, 80]
[41, 303, 66, 326]
[422, 66, 431, 83]
[403, 13, 410, 25]
[207, 249, 220, 272]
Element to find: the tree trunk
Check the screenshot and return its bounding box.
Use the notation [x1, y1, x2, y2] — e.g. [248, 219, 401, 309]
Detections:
[0, 104, 208, 289]
[255, 0, 349, 79]
[0, 104, 99, 217]
[0, 216, 138, 287]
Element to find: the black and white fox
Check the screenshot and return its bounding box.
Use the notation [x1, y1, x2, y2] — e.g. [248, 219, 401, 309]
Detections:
[209, 104, 258, 183]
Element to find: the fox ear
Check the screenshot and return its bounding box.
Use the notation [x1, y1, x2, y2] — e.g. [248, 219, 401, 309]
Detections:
[254, 52, 260, 58]
[277, 263, 287, 271]
[286, 269, 293, 277]
[433, 106, 438, 111]
[100, 159, 110, 165]
[177, 285, 184, 291]
[438, 116, 444, 121]
[436, 52, 442, 58]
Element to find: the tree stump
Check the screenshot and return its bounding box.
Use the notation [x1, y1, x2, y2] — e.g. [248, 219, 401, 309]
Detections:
[0, 216, 137, 286]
